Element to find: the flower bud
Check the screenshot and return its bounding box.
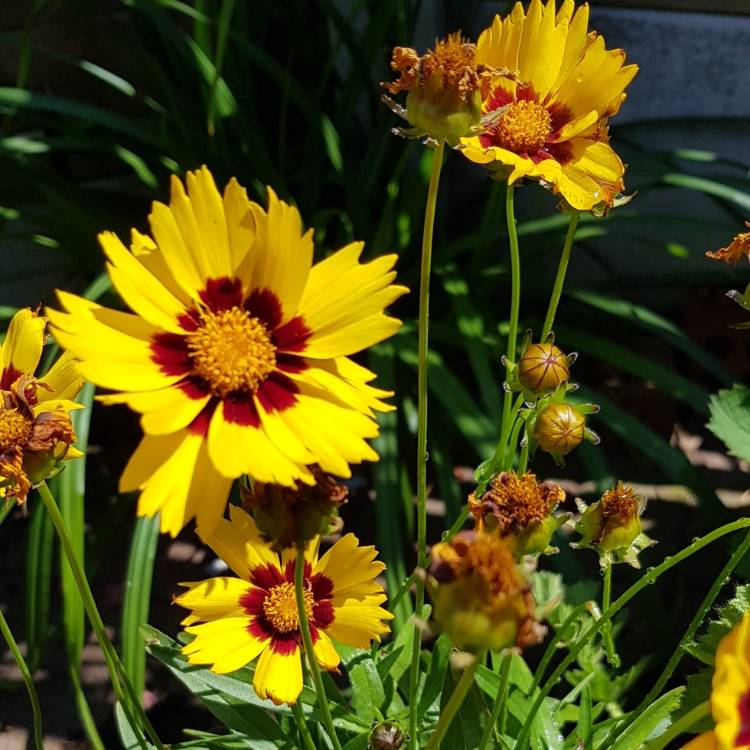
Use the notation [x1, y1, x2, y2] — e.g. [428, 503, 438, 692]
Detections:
[242, 467, 348, 551]
[469, 471, 566, 556]
[427, 531, 544, 652]
[517, 343, 570, 395]
[369, 721, 406, 750]
[573, 482, 654, 567]
[383, 33, 496, 144]
[534, 403, 585, 456]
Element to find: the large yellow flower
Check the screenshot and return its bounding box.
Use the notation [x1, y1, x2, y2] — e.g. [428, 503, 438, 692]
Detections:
[682, 612, 750, 750]
[174, 505, 393, 706]
[48, 167, 407, 537]
[460, 0, 638, 211]
[0, 309, 83, 503]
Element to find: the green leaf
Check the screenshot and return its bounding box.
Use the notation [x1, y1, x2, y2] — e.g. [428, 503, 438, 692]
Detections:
[122, 514, 160, 702]
[575, 685, 593, 750]
[25, 494, 54, 672]
[337, 644, 385, 725]
[608, 687, 684, 750]
[708, 386, 750, 463]
[685, 584, 750, 665]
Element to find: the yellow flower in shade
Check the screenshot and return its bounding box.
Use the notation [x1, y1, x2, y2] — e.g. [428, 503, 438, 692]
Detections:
[0, 309, 83, 503]
[174, 505, 393, 706]
[682, 612, 750, 750]
[459, 0, 638, 211]
[706, 223, 750, 265]
[47, 167, 407, 537]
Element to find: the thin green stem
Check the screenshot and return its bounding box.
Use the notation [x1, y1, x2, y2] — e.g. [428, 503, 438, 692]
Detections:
[37, 482, 162, 750]
[479, 652, 512, 750]
[0, 609, 44, 750]
[294, 543, 343, 750]
[501, 413, 525, 471]
[601, 564, 620, 668]
[541, 211, 579, 340]
[409, 139, 446, 749]
[291, 699, 318, 750]
[517, 441, 529, 474]
[70, 667, 106, 750]
[515, 518, 750, 749]
[616, 529, 750, 741]
[647, 700, 710, 750]
[426, 652, 484, 750]
[498, 185, 522, 466]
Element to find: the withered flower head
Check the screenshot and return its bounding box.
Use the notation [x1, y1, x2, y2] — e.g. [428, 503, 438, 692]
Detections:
[517, 342, 572, 395]
[383, 32, 502, 144]
[427, 531, 544, 651]
[573, 482, 655, 568]
[242, 466, 348, 550]
[1, 376, 79, 503]
[705, 222, 750, 265]
[469, 471, 567, 556]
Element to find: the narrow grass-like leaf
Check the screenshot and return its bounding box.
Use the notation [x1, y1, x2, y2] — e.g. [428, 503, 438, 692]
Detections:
[122, 513, 160, 703]
[25, 494, 54, 672]
[609, 687, 684, 750]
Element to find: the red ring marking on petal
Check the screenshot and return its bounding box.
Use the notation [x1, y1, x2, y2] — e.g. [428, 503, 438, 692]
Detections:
[312, 599, 335, 630]
[269, 632, 303, 654]
[151, 333, 191, 376]
[273, 316, 311, 353]
[188, 399, 217, 436]
[251, 563, 285, 591]
[310, 572, 334, 600]
[200, 278, 244, 312]
[245, 289, 283, 330]
[275, 354, 308, 374]
[257, 373, 298, 414]
[223, 393, 261, 427]
[0, 365, 22, 390]
[180, 377, 210, 400]
[239, 587, 267, 617]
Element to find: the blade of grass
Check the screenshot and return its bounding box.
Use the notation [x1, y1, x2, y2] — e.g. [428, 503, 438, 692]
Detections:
[122, 514, 160, 703]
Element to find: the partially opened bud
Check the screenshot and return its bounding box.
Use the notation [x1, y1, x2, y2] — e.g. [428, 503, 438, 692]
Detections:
[573, 482, 655, 568]
[517, 343, 571, 395]
[427, 531, 544, 652]
[383, 33, 498, 144]
[242, 466, 348, 551]
[469, 471, 567, 556]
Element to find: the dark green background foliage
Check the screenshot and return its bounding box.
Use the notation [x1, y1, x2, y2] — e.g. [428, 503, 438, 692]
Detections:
[1, 0, 750, 742]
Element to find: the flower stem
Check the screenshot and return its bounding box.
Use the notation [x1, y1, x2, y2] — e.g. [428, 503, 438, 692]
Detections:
[515, 517, 750, 749]
[479, 652, 512, 750]
[601, 563, 620, 668]
[291, 699, 318, 750]
[541, 210, 579, 341]
[613, 528, 750, 742]
[409, 139, 446, 749]
[498, 185, 522, 465]
[0, 609, 44, 750]
[294, 543, 343, 750]
[426, 651, 484, 750]
[37, 482, 162, 750]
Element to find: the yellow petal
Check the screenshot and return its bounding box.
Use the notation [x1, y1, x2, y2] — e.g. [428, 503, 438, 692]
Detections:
[327, 596, 394, 649]
[130, 228, 191, 306]
[99, 231, 188, 334]
[313, 631, 341, 672]
[1, 309, 46, 382]
[182, 616, 268, 673]
[252, 646, 303, 705]
[552, 2, 590, 92]
[36, 352, 84, 402]
[174, 577, 252, 622]
[680, 733, 718, 750]
[223, 178, 257, 276]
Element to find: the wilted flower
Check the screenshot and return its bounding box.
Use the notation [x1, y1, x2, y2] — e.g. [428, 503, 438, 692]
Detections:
[242, 466, 348, 551]
[175, 506, 393, 706]
[469, 471, 567, 555]
[369, 721, 406, 750]
[705, 222, 750, 265]
[383, 32, 504, 144]
[459, 0, 638, 212]
[573, 482, 654, 568]
[682, 612, 750, 750]
[0, 309, 83, 503]
[516, 341, 573, 396]
[427, 531, 543, 651]
[48, 167, 407, 537]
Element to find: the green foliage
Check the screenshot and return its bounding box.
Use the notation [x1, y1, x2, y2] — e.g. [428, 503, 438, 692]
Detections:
[708, 386, 750, 463]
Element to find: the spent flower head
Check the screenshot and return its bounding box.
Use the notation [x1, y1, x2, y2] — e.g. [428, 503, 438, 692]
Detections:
[0, 309, 83, 504]
[469, 471, 568, 556]
[427, 531, 544, 652]
[572, 482, 655, 568]
[241, 466, 348, 551]
[706, 222, 750, 266]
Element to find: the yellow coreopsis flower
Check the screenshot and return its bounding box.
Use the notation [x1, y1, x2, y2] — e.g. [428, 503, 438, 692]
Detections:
[682, 612, 750, 750]
[460, 0, 638, 211]
[47, 167, 407, 537]
[0, 309, 83, 503]
[174, 505, 393, 706]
